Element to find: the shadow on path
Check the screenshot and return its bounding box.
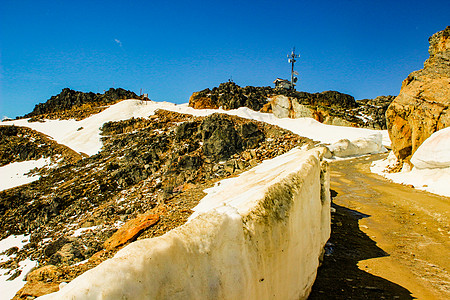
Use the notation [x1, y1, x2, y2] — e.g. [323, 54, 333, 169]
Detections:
[308, 189, 414, 299]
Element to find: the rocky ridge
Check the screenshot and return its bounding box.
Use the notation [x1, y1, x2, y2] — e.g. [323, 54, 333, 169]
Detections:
[0, 109, 313, 299]
[0, 126, 83, 167]
[24, 88, 140, 121]
[189, 81, 393, 130]
[386, 26, 450, 165]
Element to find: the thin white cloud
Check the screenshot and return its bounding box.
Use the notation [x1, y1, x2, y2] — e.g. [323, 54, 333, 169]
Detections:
[114, 39, 122, 47]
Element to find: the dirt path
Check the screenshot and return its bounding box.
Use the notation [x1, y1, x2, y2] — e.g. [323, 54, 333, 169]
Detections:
[309, 153, 450, 299]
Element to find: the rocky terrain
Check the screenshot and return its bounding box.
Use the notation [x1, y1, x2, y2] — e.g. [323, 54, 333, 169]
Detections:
[386, 26, 450, 165]
[23, 88, 140, 121]
[0, 109, 313, 299]
[0, 126, 83, 167]
[189, 81, 394, 130]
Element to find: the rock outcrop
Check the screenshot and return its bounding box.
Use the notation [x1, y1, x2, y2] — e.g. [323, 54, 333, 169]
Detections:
[0, 126, 83, 166]
[24, 88, 139, 120]
[386, 26, 450, 163]
[189, 81, 273, 111]
[189, 82, 393, 129]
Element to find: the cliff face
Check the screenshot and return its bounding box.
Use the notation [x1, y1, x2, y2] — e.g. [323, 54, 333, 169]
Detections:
[386, 26, 450, 163]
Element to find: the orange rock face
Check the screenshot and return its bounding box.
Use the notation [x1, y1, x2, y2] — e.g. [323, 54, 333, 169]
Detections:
[386, 26, 450, 162]
[103, 213, 160, 250]
[189, 92, 219, 109]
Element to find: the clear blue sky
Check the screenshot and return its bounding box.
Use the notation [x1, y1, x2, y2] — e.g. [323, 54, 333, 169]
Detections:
[1, 0, 449, 118]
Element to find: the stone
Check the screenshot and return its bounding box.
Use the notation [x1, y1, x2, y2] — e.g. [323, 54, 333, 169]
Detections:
[14, 282, 60, 299]
[201, 114, 242, 161]
[386, 26, 450, 163]
[270, 95, 291, 118]
[104, 213, 160, 250]
[291, 100, 314, 118]
[26, 265, 61, 283]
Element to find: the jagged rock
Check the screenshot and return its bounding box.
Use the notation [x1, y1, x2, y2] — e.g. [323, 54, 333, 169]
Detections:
[270, 95, 291, 118]
[0, 126, 82, 166]
[239, 122, 265, 148]
[355, 96, 395, 130]
[26, 265, 61, 283]
[104, 213, 160, 250]
[200, 114, 243, 160]
[14, 282, 60, 299]
[24, 88, 139, 120]
[386, 26, 450, 163]
[189, 81, 272, 111]
[189, 82, 390, 129]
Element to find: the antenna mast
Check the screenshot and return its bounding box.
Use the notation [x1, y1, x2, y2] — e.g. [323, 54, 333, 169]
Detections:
[287, 47, 300, 90]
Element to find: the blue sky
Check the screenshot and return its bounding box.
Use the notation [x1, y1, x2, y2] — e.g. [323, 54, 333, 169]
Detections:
[1, 0, 449, 118]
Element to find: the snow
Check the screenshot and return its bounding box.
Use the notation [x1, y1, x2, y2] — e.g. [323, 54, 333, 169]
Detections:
[0, 158, 50, 191]
[0, 235, 37, 300]
[71, 226, 101, 237]
[0, 235, 31, 256]
[188, 148, 324, 220]
[37, 148, 331, 299]
[1, 99, 390, 157]
[371, 127, 450, 197]
[327, 134, 385, 158]
[410, 127, 450, 169]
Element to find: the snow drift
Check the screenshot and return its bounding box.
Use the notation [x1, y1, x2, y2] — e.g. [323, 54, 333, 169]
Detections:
[38, 147, 331, 300]
[371, 127, 450, 197]
[327, 134, 385, 158]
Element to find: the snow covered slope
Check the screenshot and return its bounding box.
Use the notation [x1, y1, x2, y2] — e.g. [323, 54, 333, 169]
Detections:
[38, 147, 331, 300]
[0, 158, 50, 191]
[1, 100, 389, 156]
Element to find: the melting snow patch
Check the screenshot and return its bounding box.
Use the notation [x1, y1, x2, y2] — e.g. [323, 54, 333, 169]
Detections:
[371, 128, 450, 198]
[71, 226, 101, 237]
[0, 158, 50, 191]
[0, 235, 37, 300]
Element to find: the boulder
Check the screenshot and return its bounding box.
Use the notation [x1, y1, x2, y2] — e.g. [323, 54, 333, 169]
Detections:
[386, 26, 450, 163]
[270, 95, 291, 118]
[103, 213, 160, 250]
[200, 114, 243, 160]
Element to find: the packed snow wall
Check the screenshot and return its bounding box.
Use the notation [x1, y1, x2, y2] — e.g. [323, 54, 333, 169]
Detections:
[39, 148, 331, 300]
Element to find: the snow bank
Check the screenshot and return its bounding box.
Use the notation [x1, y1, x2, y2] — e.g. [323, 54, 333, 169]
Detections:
[371, 127, 450, 197]
[38, 148, 331, 300]
[327, 134, 385, 158]
[0, 235, 37, 300]
[0, 158, 50, 191]
[1, 100, 389, 156]
[410, 127, 450, 169]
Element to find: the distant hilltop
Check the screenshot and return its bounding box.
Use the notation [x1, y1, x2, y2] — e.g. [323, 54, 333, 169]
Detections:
[17, 83, 394, 130]
[24, 88, 139, 120]
[190, 81, 394, 130]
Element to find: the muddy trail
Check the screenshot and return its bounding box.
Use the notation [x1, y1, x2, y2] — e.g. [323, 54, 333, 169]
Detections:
[309, 153, 450, 300]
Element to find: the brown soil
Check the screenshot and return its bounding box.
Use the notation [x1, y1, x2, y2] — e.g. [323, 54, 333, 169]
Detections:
[309, 153, 450, 299]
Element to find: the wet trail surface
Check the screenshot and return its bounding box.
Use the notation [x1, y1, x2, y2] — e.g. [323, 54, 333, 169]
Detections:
[309, 153, 450, 299]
